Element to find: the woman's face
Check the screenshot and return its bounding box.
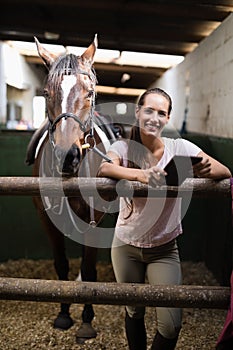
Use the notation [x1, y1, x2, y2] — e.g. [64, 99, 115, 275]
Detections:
[136, 92, 170, 138]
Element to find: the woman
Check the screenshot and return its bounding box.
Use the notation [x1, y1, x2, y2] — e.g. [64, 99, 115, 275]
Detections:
[97, 88, 231, 349]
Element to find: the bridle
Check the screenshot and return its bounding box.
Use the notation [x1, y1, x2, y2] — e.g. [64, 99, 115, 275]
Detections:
[47, 88, 112, 164]
[50, 112, 87, 134]
[47, 65, 95, 142]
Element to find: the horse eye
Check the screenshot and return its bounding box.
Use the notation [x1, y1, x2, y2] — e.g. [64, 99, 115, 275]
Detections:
[43, 89, 49, 99]
[86, 90, 94, 99]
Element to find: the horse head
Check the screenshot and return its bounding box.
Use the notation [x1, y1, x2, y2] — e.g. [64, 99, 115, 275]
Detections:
[35, 35, 97, 176]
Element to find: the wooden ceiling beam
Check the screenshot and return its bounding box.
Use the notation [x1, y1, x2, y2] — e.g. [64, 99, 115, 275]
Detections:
[25, 56, 166, 75]
[2, 0, 233, 21]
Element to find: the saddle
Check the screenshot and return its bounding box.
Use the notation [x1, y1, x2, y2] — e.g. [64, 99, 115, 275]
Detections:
[25, 112, 120, 166]
[25, 117, 50, 166]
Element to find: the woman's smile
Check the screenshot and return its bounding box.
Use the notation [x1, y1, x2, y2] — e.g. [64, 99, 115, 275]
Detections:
[144, 121, 160, 132]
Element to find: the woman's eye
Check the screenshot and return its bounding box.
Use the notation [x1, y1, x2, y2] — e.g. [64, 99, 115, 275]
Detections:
[144, 108, 153, 114]
[159, 112, 166, 117]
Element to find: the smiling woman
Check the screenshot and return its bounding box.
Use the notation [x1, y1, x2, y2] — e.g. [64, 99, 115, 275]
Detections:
[97, 87, 232, 350]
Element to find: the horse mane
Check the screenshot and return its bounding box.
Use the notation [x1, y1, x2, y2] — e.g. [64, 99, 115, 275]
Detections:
[47, 54, 97, 91]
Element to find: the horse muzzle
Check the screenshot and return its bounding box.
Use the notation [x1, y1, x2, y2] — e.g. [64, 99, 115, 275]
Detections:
[54, 143, 81, 176]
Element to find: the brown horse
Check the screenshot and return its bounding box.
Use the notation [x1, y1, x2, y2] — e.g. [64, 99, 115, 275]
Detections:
[26, 36, 119, 343]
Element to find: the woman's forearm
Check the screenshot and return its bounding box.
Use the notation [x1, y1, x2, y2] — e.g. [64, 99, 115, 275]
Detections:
[98, 161, 147, 183]
[196, 151, 232, 179]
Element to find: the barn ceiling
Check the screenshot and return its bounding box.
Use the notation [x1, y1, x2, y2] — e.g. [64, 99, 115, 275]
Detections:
[1, 0, 233, 100]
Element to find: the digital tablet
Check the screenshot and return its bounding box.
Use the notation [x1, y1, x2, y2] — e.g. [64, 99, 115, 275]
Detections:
[164, 155, 203, 186]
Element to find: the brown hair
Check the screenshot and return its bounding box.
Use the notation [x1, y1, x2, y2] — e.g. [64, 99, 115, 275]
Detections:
[137, 87, 172, 114]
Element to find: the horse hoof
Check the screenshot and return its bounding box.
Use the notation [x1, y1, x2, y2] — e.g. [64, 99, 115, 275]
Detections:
[76, 322, 97, 343]
[53, 312, 74, 330]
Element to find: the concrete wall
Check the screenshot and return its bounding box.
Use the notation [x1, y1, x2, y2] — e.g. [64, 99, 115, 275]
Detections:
[1, 43, 44, 125]
[153, 13, 233, 139]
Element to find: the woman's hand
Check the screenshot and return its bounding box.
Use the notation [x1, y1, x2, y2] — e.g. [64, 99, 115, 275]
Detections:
[142, 166, 167, 186]
[98, 151, 167, 185]
[193, 151, 232, 179]
[192, 157, 211, 178]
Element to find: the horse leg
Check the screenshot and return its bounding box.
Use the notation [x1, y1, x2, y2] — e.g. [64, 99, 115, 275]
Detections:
[37, 208, 74, 330]
[76, 245, 98, 342]
[81, 245, 97, 323]
[52, 233, 74, 330]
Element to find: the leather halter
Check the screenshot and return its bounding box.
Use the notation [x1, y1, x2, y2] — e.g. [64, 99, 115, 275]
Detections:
[46, 65, 113, 164]
[47, 84, 95, 148]
[48, 110, 92, 149]
[46, 62, 96, 142]
[47, 100, 113, 163]
[50, 112, 87, 133]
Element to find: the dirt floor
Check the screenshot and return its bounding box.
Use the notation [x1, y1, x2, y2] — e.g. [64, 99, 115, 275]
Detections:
[0, 259, 228, 350]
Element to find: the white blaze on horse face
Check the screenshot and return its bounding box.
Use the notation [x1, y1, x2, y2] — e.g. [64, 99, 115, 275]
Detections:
[61, 75, 77, 131]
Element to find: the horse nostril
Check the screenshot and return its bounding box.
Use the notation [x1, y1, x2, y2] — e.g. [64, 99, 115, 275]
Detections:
[71, 144, 81, 158]
[70, 144, 81, 163]
[62, 144, 81, 174]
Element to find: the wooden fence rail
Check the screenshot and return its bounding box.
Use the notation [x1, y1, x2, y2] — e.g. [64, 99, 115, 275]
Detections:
[0, 277, 230, 309]
[0, 177, 231, 198]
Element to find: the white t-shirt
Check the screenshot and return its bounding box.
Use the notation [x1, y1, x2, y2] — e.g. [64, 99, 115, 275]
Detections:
[109, 137, 201, 248]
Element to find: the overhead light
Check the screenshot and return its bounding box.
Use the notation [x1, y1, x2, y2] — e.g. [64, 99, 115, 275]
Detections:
[96, 85, 145, 96]
[8, 40, 184, 69]
[67, 46, 120, 63]
[44, 31, 60, 40]
[7, 40, 65, 56]
[116, 103, 127, 115]
[116, 51, 184, 68]
[121, 73, 131, 83]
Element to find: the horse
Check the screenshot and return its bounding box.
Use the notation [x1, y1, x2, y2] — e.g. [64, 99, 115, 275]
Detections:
[25, 35, 119, 343]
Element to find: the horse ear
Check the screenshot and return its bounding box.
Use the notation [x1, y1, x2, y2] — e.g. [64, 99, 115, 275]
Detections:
[34, 37, 58, 69]
[81, 34, 98, 65]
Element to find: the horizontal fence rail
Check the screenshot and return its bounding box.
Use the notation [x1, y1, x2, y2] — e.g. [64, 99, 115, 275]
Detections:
[0, 277, 230, 309]
[0, 177, 231, 198]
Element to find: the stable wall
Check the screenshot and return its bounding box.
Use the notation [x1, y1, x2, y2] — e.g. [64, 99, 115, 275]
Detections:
[179, 133, 233, 286]
[153, 12, 233, 139]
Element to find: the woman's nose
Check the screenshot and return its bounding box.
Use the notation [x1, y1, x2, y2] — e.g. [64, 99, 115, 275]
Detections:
[150, 111, 159, 121]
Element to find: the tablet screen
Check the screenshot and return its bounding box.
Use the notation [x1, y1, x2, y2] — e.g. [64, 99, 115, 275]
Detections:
[164, 155, 203, 186]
